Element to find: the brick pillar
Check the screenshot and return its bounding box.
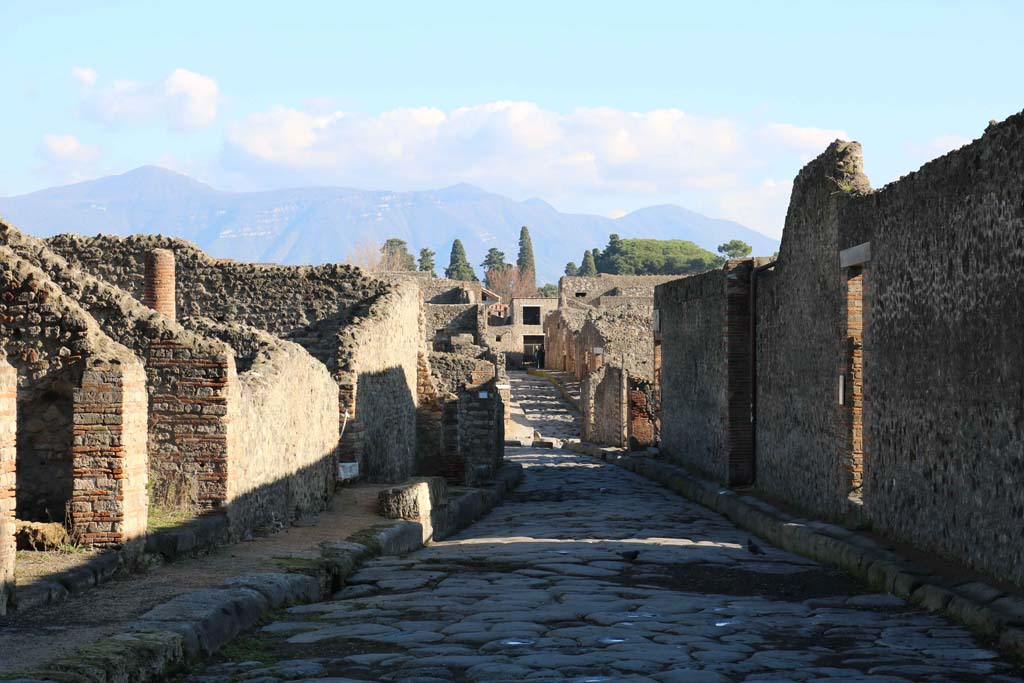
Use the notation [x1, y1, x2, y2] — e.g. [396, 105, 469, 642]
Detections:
[71, 360, 149, 547]
[0, 356, 16, 616]
[143, 248, 176, 322]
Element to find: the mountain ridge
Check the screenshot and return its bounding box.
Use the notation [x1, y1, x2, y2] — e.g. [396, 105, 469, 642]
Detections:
[0, 167, 780, 283]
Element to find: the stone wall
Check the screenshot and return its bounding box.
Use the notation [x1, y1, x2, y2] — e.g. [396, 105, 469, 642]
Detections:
[582, 365, 627, 447]
[542, 306, 587, 375]
[378, 273, 481, 304]
[655, 261, 755, 485]
[425, 304, 479, 350]
[457, 379, 504, 485]
[752, 114, 1024, 584]
[188, 319, 340, 539]
[0, 247, 149, 545]
[559, 274, 680, 307]
[0, 354, 16, 615]
[483, 297, 557, 368]
[46, 234, 384, 338]
[335, 282, 421, 483]
[1, 222, 238, 515]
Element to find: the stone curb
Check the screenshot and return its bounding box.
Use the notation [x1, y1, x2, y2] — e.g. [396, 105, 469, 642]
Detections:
[0, 463, 524, 683]
[564, 440, 1024, 660]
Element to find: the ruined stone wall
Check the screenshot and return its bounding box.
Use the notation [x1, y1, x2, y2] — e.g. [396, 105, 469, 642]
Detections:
[0, 247, 149, 545]
[755, 114, 1024, 584]
[335, 282, 421, 483]
[842, 116, 1024, 583]
[1, 223, 238, 516]
[582, 365, 627, 447]
[457, 379, 504, 485]
[755, 142, 863, 519]
[542, 306, 587, 374]
[578, 304, 656, 381]
[425, 304, 479, 350]
[0, 354, 16, 615]
[46, 234, 383, 337]
[378, 273, 480, 304]
[188, 320, 340, 539]
[655, 261, 755, 484]
[655, 270, 729, 482]
[559, 274, 680, 307]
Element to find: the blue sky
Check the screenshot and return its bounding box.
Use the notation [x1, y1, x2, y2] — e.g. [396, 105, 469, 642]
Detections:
[2, 0, 1022, 236]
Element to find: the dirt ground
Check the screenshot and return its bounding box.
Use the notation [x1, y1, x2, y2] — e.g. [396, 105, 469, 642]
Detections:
[0, 484, 389, 673]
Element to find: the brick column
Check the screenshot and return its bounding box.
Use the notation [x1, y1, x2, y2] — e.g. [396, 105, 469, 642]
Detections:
[143, 248, 176, 322]
[0, 356, 16, 616]
[71, 360, 149, 547]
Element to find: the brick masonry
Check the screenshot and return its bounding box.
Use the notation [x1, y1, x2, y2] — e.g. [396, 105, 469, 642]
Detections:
[143, 248, 176, 322]
[0, 354, 15, 615]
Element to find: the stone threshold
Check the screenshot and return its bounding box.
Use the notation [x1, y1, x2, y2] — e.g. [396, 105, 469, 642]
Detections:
[565, 440, 1024, 661]
[0, 464, 524, 683]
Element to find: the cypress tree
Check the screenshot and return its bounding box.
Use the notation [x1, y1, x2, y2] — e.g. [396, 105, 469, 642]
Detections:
[564, 262, 578, 276]
[445, 239, 477, 281]
[579, 250, 598, 276]
[517, 225, 536, 288]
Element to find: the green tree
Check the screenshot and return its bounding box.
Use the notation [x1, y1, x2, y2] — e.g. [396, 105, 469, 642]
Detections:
[579, 249, 598, 276]
[418, 248, 436, 276]
[444, 239, 477, 281]
[538, 283, 558, 297]
[517, 226, 536, 289]
[564, 261, 578, 276]
[596, 233, 633, 274]
[480, 247, 508, 274]
[717, 239, 752, 260]
[380, 238, 416, 271]
[574, 238, 720, 276]
[481, 248, 509, 289]
[591, 248, 601, 271]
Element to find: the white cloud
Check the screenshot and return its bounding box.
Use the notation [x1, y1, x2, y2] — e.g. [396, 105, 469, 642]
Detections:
[763, 122, 848, 153]
[38, 134, 100, 164]
[80, 68, 220, 131]
[71, 66, 98, 86]
[35, 133, 102, 184]
[223, 100, 845, 234]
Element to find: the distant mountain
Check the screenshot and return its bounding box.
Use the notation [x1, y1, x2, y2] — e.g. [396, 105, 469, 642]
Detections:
[0, 166, 780, 284]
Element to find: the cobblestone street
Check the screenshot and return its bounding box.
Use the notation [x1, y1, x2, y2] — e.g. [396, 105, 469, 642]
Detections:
[186, 375, 1024, 683]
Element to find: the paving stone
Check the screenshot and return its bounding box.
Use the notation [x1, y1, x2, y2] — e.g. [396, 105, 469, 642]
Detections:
[183, 374, 1024, 683]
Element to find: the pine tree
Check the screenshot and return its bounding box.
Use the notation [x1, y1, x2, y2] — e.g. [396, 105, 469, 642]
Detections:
[418, 248, 436, 276]
[480, 247, 507, 274]
[580, 250, 598, 276]
[564, 262, 578, 276]
[445, 239, 477, 281]
[517, 226, 536, 289]
[717, 239, 752, 260]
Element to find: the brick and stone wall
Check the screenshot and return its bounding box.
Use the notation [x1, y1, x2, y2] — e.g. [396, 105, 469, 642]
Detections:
[627, 377, 657, 448]
[655, 261, 755, 485]
[0, 354, 16, 615]
[143, 249, 176, 321]
[0, 222, 238, 516]
[378, 273, 481, 304]
[0, 247, 148, 546]
[188, 319, 339, 538]
[753, 114, 1024, 584]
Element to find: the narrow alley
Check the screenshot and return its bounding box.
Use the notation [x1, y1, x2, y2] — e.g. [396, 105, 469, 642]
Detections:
[183, 372, 1023, 683]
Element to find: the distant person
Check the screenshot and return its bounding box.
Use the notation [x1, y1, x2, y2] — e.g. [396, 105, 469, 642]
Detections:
[536, 346, 545, 368]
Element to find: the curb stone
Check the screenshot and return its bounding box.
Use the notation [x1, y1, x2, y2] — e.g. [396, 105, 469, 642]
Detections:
[0, 462, 524, 683]
[565, 440, 1024, 661]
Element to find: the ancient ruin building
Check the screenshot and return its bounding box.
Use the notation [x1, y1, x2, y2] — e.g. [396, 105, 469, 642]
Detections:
[656, 113, 1024, 585]
[483, 296, 558, 368]
[0, 224, 512, 612]
[544, 275, 676, 448]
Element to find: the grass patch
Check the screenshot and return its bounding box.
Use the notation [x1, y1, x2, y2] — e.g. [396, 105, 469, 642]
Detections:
[147, 506, 194, 532]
